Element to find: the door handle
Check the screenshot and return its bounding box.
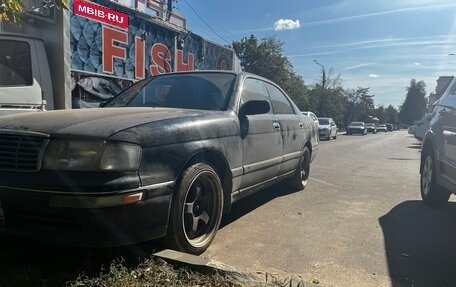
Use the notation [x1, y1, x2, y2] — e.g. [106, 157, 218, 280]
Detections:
[273, 122, 281, 130]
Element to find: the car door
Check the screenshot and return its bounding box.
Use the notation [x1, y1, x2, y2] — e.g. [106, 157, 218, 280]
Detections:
[438, 91, 456, 189]
[264, 81, 304, 175]
[238, 78, 283, 189]
[330, 119, 337, 137]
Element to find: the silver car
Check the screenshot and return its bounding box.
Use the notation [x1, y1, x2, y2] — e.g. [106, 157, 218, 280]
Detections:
[318, 117, 337, 140]
[420, 77, 456, 206]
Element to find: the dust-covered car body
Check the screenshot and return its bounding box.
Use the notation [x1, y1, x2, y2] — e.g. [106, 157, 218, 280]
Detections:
[0, 71, 318, 254]
[420, 77, 456, 206]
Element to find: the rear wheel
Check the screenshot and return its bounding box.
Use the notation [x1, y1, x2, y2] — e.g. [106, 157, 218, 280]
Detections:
[288, 147, 311, 190]
[166, 163, 223, 254]
[421, 149, 450, 207]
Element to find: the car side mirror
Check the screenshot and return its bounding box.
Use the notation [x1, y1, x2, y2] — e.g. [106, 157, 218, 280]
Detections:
[240, 100, 270, 115]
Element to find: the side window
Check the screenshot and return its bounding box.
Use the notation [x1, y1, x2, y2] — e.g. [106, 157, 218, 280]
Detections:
[0, 40, 33, 87]
[241, 78, 272, 113]
[264, 82, 295, 114]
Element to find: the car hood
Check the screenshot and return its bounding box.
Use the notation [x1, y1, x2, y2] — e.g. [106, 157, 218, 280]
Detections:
[0, 108, 218, 139]
[318, 124, 330, 129]
[349, 125, 364, 129]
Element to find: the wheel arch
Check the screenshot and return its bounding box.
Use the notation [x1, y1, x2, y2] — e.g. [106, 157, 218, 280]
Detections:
[180, 149, 233, 215]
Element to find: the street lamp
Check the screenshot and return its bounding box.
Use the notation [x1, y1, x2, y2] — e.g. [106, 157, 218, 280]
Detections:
[313, 59, 326, 88]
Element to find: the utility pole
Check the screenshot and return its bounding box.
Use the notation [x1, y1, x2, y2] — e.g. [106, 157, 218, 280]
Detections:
[313, 59, 326, 89]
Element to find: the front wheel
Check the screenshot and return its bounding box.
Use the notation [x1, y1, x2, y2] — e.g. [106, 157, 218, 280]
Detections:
[287, 147, 311, 190]
[166, 163, 223, 255]
[421, 150, 450, 207]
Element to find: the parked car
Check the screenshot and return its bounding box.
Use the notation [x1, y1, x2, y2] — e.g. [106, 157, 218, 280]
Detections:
[420, 77, 456, 206]
[0, 71, 319, 255]
[408, 125, 416, 135]
[347, 121, 367, 135]
[301, 111, 318, 125]
[318, 117, 337, 140]
[377, 124, 387, 132]
[366, 123, 377, 134]
[414, 114, 432, 141]
[386, 123, 394, 131]
[302, 111, 319, 143]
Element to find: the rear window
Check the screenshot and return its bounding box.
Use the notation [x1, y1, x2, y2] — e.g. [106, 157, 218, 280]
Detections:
[0, 40, 33, 87]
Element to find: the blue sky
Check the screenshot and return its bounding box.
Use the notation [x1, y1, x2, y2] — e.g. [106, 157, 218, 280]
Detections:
[176, 0, 456, 108]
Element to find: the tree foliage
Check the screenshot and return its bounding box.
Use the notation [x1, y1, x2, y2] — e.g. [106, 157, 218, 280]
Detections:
[232, 34, 402, 129]
[0, 0, 67, 24]
[232, 35, 308, 107]
[0, 0, 24, 24]
[399, 79, 427, 125]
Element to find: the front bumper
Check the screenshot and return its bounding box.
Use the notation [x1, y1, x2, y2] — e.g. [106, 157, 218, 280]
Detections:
[348, 128, 365, 134]
[0, 182, 173, 247]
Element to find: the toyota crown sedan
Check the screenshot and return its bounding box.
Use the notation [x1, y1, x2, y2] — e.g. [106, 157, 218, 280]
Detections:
[0, 71, 318, 254]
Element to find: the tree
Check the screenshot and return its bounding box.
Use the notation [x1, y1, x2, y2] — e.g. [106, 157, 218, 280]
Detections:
[0, 0, 67, 24]
[384, 105, 399, 124]
[232, 35, 309, 109]
[343, 87, 375, 126]
[399, 79, 427, 125]
[307, 68, 347, 125]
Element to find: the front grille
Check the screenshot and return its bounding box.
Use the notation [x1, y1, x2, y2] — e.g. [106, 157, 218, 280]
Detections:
[0, 133, 48, 172]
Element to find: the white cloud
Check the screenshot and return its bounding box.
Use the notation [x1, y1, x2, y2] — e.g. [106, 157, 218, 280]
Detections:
[369, 74, 379, 78]
[344, 62, 376, 70]
[274, 19, 300, 31]
[414, 62, 421, 66]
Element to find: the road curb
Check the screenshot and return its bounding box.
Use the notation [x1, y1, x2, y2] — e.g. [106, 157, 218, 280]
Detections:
[153, 249, 258, 284]
[153, 249, 323, 287]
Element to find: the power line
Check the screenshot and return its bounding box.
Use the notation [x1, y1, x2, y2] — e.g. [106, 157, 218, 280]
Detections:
[182, 0, 230, 45]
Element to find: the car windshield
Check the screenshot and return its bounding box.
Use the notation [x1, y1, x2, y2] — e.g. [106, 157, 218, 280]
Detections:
[318, 118, 329, 125]
[366, 123, 374, 127]
[104, 73, 236, 111]
[350, 122, 363, 126]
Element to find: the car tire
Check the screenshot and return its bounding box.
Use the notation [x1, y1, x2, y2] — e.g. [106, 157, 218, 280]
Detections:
[333, 134, 337, 140]
[327, 134, 331, 141]
[165, 163, 223, 255]
[420, 149, 450, 207]
[288, 147, 310, 191]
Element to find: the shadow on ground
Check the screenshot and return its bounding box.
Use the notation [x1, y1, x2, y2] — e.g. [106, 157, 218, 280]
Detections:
[220, 182, 298, 229]
[406, 142, 422, 150]
[0, 235, 164, 286]
[379, 200, 456, 287]
[0, 182, 295, 286]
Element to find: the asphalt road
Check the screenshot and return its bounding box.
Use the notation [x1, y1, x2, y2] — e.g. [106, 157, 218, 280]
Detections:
[1, 131, 455, 287]
[205, 131, 456, 287]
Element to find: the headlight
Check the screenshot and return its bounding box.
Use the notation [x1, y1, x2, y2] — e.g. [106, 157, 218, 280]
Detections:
[43, 141, 141, 171]
[99, 142, 141, 171]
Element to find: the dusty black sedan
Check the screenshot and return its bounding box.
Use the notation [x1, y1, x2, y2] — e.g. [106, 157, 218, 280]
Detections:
[0, 71, 318, 254]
